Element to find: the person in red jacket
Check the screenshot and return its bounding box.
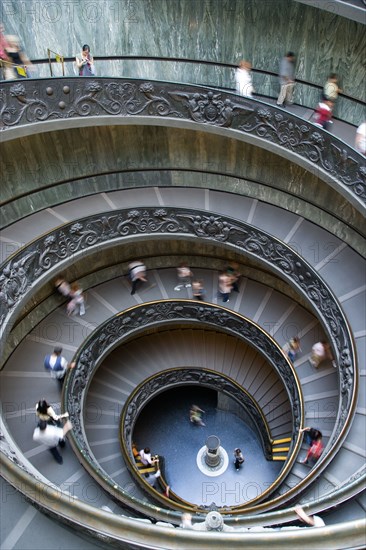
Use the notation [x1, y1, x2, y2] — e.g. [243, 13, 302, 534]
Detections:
[300, 427, 324, 464]
[313, 99, 334, 130]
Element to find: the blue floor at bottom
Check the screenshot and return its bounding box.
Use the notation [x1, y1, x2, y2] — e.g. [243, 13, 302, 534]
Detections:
[134, 387, 283, 507]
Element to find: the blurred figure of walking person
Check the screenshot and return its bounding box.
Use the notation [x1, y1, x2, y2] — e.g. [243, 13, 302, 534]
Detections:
[322, 73, 342, 103]
[44, 347, 75, 387]
[310, 340, 336, 368]
[355, 121, 366, 156]
[66, 282, 86, 316]
[0, 24, 10, 79]
[235, 60, 254, 98]
[218, 271, 233, 303]
[4, 35, 32, 79]
[190, 404, 205, 426]
[192, 279, 205, 301]
[129, 260, 147, 295]
[299, 426, 322, 447]
[54, 276, 72, 298]
[33, 419, 73, 464]
[277, 51, 296, 107]
[283, 336, 301, 363]
[174, 263, 193, 291]
[299, 427, 323, 465]
[313, 99, 334, 130]
[226, 262, 241, 292]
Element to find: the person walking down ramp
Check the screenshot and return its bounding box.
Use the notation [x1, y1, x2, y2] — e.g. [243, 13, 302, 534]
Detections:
[190, 405, 205, 426]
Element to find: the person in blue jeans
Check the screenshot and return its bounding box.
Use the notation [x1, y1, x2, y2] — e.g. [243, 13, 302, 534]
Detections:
[283, 337, 301, 363]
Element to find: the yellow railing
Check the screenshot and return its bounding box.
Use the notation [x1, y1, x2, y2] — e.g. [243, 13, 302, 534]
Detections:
[272, 437, 291, 461]
[47, 48, 65, 76]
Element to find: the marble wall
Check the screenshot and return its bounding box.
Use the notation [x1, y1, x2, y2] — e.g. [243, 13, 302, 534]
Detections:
[2, 0, 365, 124]
[2, 125, 365, 255]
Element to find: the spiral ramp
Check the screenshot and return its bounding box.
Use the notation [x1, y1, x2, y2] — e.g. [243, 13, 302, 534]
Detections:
[0, 66, 365, 549]
[1, 168, 365, 548]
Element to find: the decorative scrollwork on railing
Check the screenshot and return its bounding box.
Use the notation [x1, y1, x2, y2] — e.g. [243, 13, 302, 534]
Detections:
[121, 368, 274, 462]
[64, 302, 301, 510]
[0, 78, 364, 207]
[65, 302, 302, 448]
[238, 109, 366, 201]
[0, 206, 356, 449]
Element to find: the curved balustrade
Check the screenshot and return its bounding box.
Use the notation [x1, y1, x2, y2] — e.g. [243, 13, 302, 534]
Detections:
[1, 450, 365, 548]
[121, 367, 275, 463]
[64, 307, 302, 513]
[120, 366, 289, 509]
[0, 78, 365, 213]
[5, 55, 365, 126]
[0, 28, 365, 546]
[66, 294, 350, 515]
[0, 206, 357, 495]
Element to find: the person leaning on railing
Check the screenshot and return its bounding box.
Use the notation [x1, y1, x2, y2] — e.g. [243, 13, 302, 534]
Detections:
[75, 44, 95, 76]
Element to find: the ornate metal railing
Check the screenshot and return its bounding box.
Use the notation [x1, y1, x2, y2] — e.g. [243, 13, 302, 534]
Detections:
[1, 78, 365, 213]
[121, 367, 274, 461]
[5, 54, 365, 125]
[120, 366, 289, 509]
[64, 302, 302, 514]
[1, 445, 365, 547]
[0, 207, 356, 435]
[0, 206, 359, 511]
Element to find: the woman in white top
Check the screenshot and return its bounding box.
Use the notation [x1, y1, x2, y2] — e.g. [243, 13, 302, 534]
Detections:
[129, 261, 147, 295]
[235, 60, 254, 98]
[139, 447, 157, 466]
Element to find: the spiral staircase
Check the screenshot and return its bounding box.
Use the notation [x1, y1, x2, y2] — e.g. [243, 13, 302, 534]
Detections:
[0, 67, 365, 550]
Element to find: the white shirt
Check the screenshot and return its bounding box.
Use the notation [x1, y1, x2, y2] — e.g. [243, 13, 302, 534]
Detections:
[139, 449, 152, 465]
[218, 274, 232, 294]
[56, 281, 71, 296]
[312, 515, 325, 527]
[145, 470, 161, 486]
[312, 342, 325, 357]
[235, 68, 254, 98]
[33, 425, 64, 447]
[356, 122, 366, 155]
[129, 262, 146, 281]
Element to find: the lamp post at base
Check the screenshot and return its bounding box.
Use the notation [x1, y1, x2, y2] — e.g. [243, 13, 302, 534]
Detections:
[205, 435, 221, 468]
[197, 436, 229, 477]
